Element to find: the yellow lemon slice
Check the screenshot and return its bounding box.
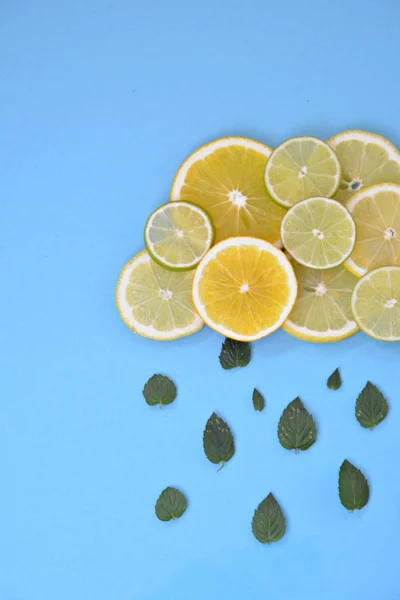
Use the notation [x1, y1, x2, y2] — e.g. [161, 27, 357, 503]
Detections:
[281, 197, 356, 269]
[283, 261, 359, 342]
[192, 237, 297, 341]
[345, 183, 400, 277]
[265, 136, 341, 208]
[352, 266, 400, 341]
[170, 137, 286, 245]
[116, 250, 203, 340]
[328, 130, 400, 203]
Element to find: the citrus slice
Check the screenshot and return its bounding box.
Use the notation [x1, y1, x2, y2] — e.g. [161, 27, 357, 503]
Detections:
[281, 197, 356, 269]
[283, 261, 359, 342]
[351, 266, 400, 341]
[344, 183, 400, 277]
[265, 136, 341, 208]
[192, 237, 297, 342]
[116, 250, 203, 340]
[144, 201, 214, 271]
[328, 130, 400, 203]
[170, 137, 286, 245]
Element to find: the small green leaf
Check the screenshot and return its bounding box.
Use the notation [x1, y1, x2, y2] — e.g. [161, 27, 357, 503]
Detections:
[339, 460, 369, 511]
[203, 412, 235, 467]
[219, 338, 251, 370]
[155, 487, 187, 521]
[355, 381, 389, 429]
[327, 368, 342, 390]
[252, 493, 286, 544]
[278, 397, 316, 452]
[252, 388, 265, 412]
[142, 374, 177, 407]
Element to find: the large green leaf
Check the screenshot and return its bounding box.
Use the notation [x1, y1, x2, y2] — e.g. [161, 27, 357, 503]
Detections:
[203, 412, 235, 467]
[155, 487, 187, 521]
[339, 460, 369, 511]
[219, 338, 251, 370]
[278, 397, 316, 452]
[252, 493, 286, 544]
[355, 381, 389, 429]
[142, 374, 177, 407]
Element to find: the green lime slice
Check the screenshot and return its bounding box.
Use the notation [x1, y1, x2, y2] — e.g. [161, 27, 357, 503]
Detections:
[144, 201, 214, 271]
[265, 136, 341, 208]
[281, 197, 356, 269]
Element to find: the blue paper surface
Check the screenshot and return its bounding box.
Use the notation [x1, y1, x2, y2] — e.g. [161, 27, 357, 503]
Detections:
[1, 1, 400, 598]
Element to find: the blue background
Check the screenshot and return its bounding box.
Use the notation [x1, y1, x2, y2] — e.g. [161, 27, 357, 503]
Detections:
[1, 1, 400, 599]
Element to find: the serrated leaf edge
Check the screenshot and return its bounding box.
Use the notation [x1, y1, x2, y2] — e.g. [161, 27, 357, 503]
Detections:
[203, 412, 235, 467]
[355, 381, 389, 429]
[142, 374, 177, 407]
[277, 397, 317, 452]
[155, 486, 187, 522]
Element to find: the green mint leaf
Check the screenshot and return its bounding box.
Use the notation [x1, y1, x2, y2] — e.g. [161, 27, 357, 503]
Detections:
[252, 388, 265, 411]
[155, 487, 187, 521]
[142, 374, 177, 407]
[203, 412, 235, 467]
[252, 493, 286, 544]
[278, 397, 316, 452]
[339, 460, 369, 511]
[355, 381, 389, 429]
[327, 368, 342, 390]
[219, 338, 251, 370]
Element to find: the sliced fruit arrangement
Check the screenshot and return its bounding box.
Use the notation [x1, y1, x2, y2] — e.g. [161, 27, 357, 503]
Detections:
[144, 201, 214, 271]
[344, 183, 400, 277]
[328, 130, 400, 203]
[281, 197, 356, 269]
[116, 129, 400, 344]
[351, 266, 400, 341]
[265, 136, 341, 208]
[170, 137, 286, 245]
[283, 261, 359, 342]
[192, 237, 297, 341]
[116, 250, 203, 340]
